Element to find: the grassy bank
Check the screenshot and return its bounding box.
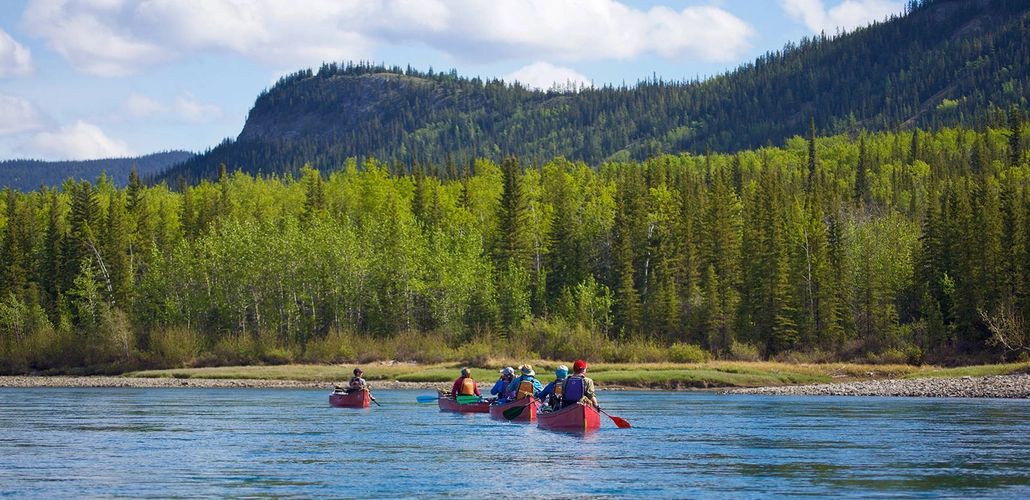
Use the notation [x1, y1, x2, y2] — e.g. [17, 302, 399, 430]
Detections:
[124, 361, 1030, 389]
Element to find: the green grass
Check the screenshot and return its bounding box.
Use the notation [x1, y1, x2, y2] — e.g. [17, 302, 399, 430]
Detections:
[587, 367, 831, 388]
[900, 362, 1030, 379]
[123, 361, 1028, 388]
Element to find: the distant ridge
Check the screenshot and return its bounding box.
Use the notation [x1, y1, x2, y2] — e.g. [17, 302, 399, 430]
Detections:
[157, 0, 1030, 185]
[0, 151, 194, 192]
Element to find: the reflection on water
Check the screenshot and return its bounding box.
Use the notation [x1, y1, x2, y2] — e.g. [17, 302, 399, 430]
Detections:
[2, 388, 1029, 498]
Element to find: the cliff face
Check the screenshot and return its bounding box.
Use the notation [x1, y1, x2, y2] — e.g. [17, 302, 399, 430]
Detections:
[238, 73, 439, 143]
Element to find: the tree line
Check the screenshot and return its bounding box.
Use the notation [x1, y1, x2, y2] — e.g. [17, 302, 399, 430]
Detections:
[3, 115, 1030, 373]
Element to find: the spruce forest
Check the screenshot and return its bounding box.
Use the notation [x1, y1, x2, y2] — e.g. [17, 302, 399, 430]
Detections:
[3, 115, 1030, 373]
[3, 0, 1030, 374]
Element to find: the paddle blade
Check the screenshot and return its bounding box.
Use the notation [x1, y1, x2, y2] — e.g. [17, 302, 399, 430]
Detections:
[454, 395, 482, 405]
[416, 395, 439, 403]
[600, 409, 631, 428]
[502, 403, 528, 420]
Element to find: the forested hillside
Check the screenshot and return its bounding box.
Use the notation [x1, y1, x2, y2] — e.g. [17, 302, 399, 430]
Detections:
[0, 151, 194, 192]
[158, 0, 1030, 185]
[3, 115, 1029, 373]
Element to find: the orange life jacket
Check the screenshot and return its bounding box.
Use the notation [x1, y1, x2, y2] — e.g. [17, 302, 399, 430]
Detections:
[458, 377, 476, 396]
[516, 378, 536, 399]
[547, 378, 565, 407]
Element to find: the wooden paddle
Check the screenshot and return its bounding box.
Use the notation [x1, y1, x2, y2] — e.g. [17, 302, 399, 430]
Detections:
[598, 407, 630, 428]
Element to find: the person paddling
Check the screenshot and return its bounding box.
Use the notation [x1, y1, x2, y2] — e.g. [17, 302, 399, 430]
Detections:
[491, 367, 516, 402]
[451, 367, 482, 398]
[537, 365, 568, 409]
[561, 360, 598, 409]
[348, 367, 367, 392]
[507, 364, 543, 400]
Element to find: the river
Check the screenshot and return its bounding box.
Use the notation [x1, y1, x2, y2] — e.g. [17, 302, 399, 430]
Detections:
[2, 388, 1029, 498]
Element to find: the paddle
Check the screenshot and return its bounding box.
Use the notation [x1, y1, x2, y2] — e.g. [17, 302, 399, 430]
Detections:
[370, 394, 382, 407]
[502, 400, 534, 420]
[454, 395, 483, 405]
[416, 395, 439, 403]
[598, 407, 631, 428]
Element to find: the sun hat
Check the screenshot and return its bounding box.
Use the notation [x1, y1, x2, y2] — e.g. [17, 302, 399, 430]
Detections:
[573, 359, 588, 373]
[461, 367, 471, 377]
[501, 366, 515, 376]
[555, 365, 568, 379]
[353, 367, 363, 375]
[521, 364, 535, 376]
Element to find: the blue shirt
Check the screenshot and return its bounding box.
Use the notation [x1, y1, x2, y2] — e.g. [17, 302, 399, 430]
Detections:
[491, 377, 512, 398]
[506, 375, 543, 397]
[537, 378, 565, 404]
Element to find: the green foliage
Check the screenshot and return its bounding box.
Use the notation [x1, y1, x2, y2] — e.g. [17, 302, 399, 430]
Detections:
[667, 343, 710, 364]
[5, 119, 1030, 373]
[727, 341, 762, 362]
[161, 1, 1030, 184]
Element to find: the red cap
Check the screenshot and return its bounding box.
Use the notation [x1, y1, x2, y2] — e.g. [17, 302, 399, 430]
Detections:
[573, 359, 588, 372]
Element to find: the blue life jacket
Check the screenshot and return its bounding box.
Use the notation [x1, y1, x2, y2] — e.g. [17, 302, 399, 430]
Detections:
[563, 375, 585, 405]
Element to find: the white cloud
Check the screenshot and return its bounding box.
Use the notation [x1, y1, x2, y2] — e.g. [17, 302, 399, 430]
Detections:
[781, 0, 904, 34]
[174, 92, 223, 123]
[30, 120, 132, 160]
[22, 0, 168, 77]
[21, 0, 756, 77]
[0, 29, 34, 78]
[124, 91, 164, 118]
[504, 62, 591, 91]
[0, 94, 48, 135]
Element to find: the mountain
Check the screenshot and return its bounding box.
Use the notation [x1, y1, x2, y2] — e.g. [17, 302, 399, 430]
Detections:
[1, 151, 194, 192]
[159, 0, 1030, 184]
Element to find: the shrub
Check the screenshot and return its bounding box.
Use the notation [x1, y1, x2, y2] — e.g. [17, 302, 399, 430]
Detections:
[727, 341, 761, 362]
[512, 318, 609, 361]
[667, 343, 709, 363]
[147, 326, 203, 368]
[389, 331, 453, 364]
[300, 328, 357, 364]
[603, 339, 666, 363]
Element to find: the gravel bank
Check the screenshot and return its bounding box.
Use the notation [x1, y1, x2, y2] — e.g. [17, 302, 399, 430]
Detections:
[0, 376, 446, 390]
[725, 374, 1030, 398]
[6, 374, 1030, 398]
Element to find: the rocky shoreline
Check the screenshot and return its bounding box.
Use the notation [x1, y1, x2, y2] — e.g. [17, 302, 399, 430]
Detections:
[0, 376, 446, 390]
[4, 374, 1030, 398]
[724, 373, 1030, 398]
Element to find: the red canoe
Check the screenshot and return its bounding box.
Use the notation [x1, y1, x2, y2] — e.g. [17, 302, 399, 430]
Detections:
[438, 396, 490, 413]
[489, 397, 540, 422]
[329, 389, 371, 408]
[537, 403, 602, 432]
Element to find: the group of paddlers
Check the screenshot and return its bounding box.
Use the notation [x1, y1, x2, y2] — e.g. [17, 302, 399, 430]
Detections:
[335, 360, 600, 411]
[449, 359, 600, 411]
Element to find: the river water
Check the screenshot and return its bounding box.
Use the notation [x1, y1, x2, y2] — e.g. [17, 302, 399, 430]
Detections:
[2, 388, 1029, 498]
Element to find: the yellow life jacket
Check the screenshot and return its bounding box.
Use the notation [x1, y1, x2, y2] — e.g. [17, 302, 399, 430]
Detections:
[516, 378, 535, 399]
[458, 377, 476, 396]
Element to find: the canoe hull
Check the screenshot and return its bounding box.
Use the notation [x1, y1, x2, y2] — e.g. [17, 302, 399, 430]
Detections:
[489, 397, 540, 423]
[438, 397, 490, 413]
[538, 403, 602, 432]
[329, 389, 371, 408]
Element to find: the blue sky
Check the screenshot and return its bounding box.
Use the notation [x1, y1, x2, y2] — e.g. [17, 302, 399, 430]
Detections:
[0, 0, 905, 161]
